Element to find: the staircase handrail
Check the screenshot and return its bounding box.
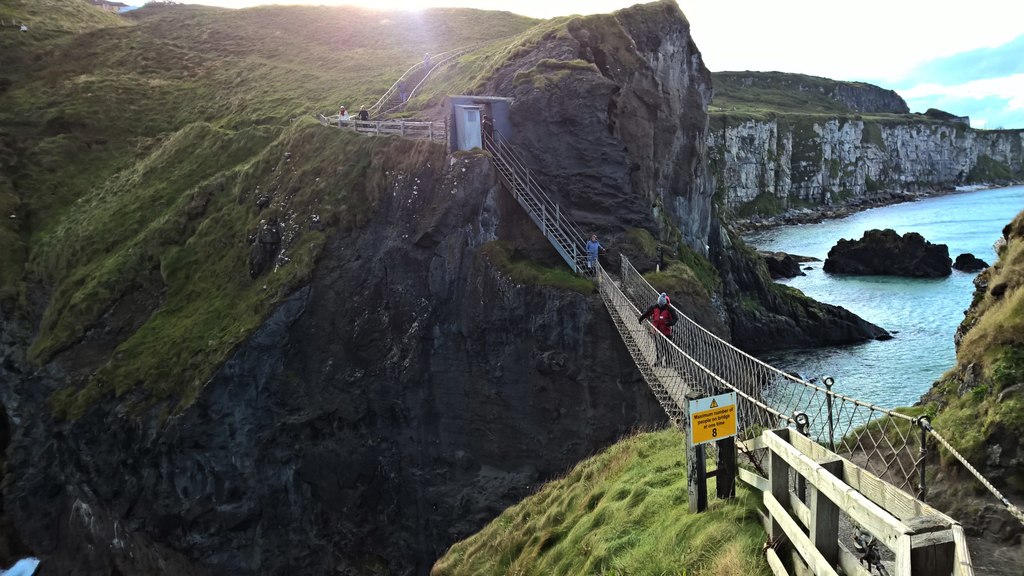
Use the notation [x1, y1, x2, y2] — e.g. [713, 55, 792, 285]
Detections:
[620, 255, 916, 423]
[378, 46, 476, 117]
[368, 60, 425, 117]
[484, 129, 589, 252]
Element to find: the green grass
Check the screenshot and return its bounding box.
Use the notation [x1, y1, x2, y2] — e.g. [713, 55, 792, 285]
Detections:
[1, 2, 538, 417]
[480, 240, 595, 295]
[46, 121, 446, 419]
[644, 263, 710, 305]
[0, 0, 128, 34]
[711, 71, 855, 116]
[734, 192, 787, 218]
[431, 428, 770, 576]
[513, 58, 598, 90]
[967, 154, 1015, 182]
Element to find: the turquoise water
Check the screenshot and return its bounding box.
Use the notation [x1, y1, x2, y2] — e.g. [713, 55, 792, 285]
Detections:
[745, 185, 1024, 408]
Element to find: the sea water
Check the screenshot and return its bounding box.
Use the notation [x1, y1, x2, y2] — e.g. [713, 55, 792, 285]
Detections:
[744, 185, 1024, 408]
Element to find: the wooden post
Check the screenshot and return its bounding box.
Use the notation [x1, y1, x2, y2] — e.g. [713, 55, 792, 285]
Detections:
[716, 435, 737, 500]
[687, 437, 707, 513]
[428, 122, 433, 140]
[769, 430, 791, 544]
[810, 460, 842, 566]
[686, 392, 708, 513]
[908, 516, 955, 576]
[400, 121, 406, 137]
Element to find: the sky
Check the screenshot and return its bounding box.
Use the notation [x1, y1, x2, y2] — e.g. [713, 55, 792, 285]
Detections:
[143, 0, 1024, 128]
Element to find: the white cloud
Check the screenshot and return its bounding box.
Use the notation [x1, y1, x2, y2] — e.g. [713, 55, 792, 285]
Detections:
[899, 74, 1024, 111]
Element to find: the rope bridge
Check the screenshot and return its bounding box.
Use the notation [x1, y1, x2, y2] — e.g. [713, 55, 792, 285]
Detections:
[604, 255, 1024, 525]
[321, 67, 1024, 528]
[478, 129, 1024, 528]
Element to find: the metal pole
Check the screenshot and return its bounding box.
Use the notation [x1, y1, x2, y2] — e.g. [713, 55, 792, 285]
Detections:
[918, 416, 931, 500]
[824, 376, 835, 452]
[794, 411, 809, 502]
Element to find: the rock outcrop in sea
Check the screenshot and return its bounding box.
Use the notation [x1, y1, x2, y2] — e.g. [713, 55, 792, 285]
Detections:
[824, 229, 952, 277]
[953, 252, 989, 272]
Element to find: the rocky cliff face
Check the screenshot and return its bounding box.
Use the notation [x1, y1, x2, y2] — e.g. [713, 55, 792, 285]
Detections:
[475, 0, 715, 256]
[0, 153, 665, 575]
[921, 212, 1024, 544]
[711, 117, 1024, 212]
[0, 3, 897, 574]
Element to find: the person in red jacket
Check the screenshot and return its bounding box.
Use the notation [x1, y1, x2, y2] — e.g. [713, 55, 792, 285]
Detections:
[639, 292, 678, 366]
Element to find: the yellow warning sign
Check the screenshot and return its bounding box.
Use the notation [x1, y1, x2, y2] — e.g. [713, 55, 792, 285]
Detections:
[689, 392, 736, 446]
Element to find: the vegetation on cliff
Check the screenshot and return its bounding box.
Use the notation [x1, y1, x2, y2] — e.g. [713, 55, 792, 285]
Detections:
[0, 2, 534, 417]
[0, 0, 127, 35]
[925, 210, 1024, 491]
[432, 428, 769, 576]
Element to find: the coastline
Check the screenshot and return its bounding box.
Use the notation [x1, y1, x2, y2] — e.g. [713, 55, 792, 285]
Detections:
[731, 181, 1023, 235]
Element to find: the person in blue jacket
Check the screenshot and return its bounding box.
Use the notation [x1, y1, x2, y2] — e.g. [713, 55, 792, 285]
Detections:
[586, 234, 605, 272]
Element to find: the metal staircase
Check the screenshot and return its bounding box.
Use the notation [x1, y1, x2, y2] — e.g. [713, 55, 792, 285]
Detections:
[370, 47, 476, 118]
[481, 129, 688, 422]
[482, 130, 589, 273]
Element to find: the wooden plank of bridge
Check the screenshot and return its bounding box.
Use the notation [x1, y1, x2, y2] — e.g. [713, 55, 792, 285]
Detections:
[764, 492, 839, 576]
[765, 547, 790, 576]
[738, 467, 768, 492]
[763, 429, 912, 550]
[651, 366, 687, 409]
[951, 524, 975, 576]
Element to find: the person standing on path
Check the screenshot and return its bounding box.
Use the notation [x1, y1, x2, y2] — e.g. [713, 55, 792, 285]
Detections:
[585, 234, 605, 273]
[639, 292, 677, 366]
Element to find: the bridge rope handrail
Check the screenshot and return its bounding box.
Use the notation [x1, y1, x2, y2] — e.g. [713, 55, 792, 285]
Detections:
[927, 424, 1024, 525]
[598, 261, 793, 428]
[623, 255, 915, 423]
[617, 253, 1024, 526]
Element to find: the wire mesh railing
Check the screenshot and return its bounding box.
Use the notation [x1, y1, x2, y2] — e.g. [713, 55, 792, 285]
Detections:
[612, 254, 1024, 526]
[617, 254, 928, 492]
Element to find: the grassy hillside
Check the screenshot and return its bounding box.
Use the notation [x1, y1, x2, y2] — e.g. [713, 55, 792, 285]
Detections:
[927, 210, 1024, 487]
[0, 0, 128, 34]
[0, 1, 536, 417]
[432, 429, 770, 576]
[709, 71, 936, 127]
[711, 71, 856, 116]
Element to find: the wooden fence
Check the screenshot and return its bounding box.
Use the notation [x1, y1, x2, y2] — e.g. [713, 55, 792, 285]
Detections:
[739, 428, 973, 576]
[317, 114, 446, 143]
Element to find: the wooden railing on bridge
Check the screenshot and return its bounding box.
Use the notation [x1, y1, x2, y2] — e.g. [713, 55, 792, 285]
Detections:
[740, 428, 973, 576]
